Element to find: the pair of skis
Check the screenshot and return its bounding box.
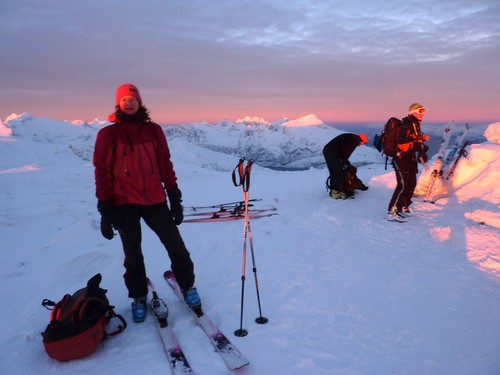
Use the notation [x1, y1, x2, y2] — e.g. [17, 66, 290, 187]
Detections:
[414, 123, 452, 196]
[183, 207, 277, 223]
[424, 123, 469, 203]
[147, 272, 249, 374]
[183, 199, 277, 223]
[185, 199, 263, 212]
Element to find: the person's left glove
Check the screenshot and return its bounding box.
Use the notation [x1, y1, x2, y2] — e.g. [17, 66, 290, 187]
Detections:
[167, 188, 184, 225]
[97, 200, 115, 240]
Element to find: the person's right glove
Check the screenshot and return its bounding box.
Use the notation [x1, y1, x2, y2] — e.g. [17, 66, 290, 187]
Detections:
[97, 200, 115, 240]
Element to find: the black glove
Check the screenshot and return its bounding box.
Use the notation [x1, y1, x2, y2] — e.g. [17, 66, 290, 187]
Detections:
[357, 184, 369, 191]
[97, 200, 115, 240]
[167, 188, 184, 225]
[418, 143, 429, 163]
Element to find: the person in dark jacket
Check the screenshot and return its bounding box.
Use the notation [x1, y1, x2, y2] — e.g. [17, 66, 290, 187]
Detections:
[323, 133, 369, 199]
[93, 83, 201, 322]
[387, 103, 429, 222]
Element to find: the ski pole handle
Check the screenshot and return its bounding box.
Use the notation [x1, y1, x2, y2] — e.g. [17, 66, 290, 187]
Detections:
[242, 160, 253, 192]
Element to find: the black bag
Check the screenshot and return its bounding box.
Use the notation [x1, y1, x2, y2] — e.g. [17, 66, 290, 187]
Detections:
[373, 117, 402, 157]
[325, 164, 362, 194]
[41, 274, 126, 361]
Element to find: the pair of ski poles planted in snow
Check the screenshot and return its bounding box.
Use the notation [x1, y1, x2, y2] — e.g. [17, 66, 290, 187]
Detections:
[231, 158, 269, 337]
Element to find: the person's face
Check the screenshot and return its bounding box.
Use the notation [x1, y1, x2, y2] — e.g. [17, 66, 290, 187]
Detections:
[411, 107, 426, 121]
[119, 96, 140, 114]
[413, 112, 424, 121]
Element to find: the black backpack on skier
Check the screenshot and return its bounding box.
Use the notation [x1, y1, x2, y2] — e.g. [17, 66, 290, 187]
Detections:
[373, 117, 402, 157]
[41, 274, 126, 361]
[373, 117, 402, 169]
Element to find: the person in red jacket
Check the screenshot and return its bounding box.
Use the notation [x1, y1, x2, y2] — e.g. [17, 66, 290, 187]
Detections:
[93, 83, 201, 322]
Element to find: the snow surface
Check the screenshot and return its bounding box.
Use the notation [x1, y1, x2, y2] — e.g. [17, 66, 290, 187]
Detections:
[0, 114, 499, 375]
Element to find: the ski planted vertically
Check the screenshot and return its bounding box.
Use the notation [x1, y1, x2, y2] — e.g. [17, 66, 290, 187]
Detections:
[163, 270, 250, 370]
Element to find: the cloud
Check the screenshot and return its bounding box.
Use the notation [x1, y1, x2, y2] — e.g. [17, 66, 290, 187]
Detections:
[0, 0, 499, 123]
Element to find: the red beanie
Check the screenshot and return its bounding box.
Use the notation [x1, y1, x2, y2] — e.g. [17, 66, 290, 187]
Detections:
[115, 83, 142, 106]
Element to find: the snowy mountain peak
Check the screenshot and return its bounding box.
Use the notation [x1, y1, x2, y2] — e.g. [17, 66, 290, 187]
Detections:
[69, 118, 108, 127]
[282, 114, 324, 127]
[234, 114, 324, 127]
[235, 116, 271, 125]
[5, 112, 33, 122]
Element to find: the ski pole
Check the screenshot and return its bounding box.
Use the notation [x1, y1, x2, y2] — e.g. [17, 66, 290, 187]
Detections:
[232, 159, 268, 337]
[246, 218, 268, 325]
[233, 158, 248, 337]
[241, 161, 268, 325]
[234, 210, 249, 337]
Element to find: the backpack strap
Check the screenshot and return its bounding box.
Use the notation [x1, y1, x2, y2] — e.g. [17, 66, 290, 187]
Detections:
[104, 309, 127, 337]
[43, 294, 71, 322]
[325, 176, 331, 192]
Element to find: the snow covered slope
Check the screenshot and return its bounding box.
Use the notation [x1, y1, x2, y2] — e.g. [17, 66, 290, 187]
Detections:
[0, 114, 499, 374]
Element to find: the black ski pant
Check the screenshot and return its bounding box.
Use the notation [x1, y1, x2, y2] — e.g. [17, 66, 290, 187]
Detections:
[388, 157, 416, 212]
[323, 147, 346, 192]
[113, 202, 195, 298]
[406, 161, 418, 206]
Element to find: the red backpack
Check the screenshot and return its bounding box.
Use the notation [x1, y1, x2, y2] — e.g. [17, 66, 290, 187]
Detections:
[41, 274, 126, 361]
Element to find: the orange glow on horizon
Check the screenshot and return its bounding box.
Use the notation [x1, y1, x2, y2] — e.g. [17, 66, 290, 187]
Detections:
[2, 102, 497, 126]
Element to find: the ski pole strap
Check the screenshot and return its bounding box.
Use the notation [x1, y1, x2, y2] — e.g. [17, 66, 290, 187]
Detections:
[232, 158, 253, 192]
[232, 158, 245, 187]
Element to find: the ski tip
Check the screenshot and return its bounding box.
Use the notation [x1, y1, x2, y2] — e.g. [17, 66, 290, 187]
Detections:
[231, 361, 250, 370]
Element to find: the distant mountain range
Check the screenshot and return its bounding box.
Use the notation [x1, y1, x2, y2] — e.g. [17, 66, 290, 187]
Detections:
[162, 114, 379, 170]
[3, 112, 489, 171]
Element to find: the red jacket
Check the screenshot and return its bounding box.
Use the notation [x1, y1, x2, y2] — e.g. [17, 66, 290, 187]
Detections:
[93, 121, 178, 206]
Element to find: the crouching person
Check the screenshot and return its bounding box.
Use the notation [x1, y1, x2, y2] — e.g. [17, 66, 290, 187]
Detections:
[323, 133, 369, 199]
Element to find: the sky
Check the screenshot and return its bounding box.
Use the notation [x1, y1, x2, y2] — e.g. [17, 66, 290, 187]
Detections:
[1, 0, 499, 125]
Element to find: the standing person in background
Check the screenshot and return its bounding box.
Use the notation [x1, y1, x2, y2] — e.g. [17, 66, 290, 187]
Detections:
[323, 133, 369, 199]
[93, 83, 201, 322]
[387, 103, 429, 222]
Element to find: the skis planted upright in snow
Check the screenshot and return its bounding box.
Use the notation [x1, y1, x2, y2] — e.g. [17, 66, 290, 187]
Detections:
[421, 124, 452, 197]
[146, 278, 194, 375]
[163, 270, 250, 370]
[424, 123, 469, 203]
[427, 142, 468, 204]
